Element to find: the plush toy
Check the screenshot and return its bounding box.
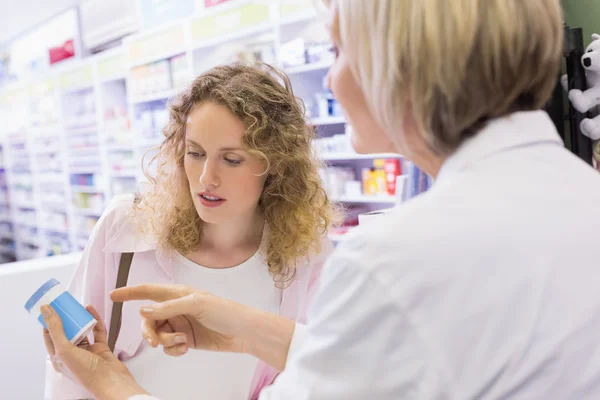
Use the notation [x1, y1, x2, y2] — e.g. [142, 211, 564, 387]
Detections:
[562, 33, 600, 171]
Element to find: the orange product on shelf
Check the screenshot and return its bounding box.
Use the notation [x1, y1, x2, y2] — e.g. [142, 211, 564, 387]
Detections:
[362, 168, 378, 195]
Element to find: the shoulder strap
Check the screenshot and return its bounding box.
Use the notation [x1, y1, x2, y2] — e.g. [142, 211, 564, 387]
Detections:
[108, 252, 134, 353]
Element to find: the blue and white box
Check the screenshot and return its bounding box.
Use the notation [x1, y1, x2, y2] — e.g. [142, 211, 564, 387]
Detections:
[25, 278, 97, 345]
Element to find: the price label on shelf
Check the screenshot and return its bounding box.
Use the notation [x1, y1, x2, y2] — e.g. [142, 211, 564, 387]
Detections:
[0, 87, 28, 107]
[98, 53, 125, 82]
[29, 79, 55, 97]
[60, 65, 94, 91]
[191, 3, 270, 43]
[280, 0, 316, 18]
[127, 25, 186, 66]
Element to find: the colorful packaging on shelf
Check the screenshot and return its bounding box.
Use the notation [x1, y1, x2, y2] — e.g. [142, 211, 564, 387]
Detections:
[362, 159, 388, 195]
[383, 158, 402, 195]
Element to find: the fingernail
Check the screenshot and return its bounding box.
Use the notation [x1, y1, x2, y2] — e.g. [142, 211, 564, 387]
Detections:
[141, 307, 154, 314]
[174, 336, 186, 344]
[146, 338, 153, 346]
[41, 306, 51, 317]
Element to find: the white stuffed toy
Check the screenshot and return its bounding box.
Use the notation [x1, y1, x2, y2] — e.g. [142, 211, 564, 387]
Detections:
[562, 34, 600, 170]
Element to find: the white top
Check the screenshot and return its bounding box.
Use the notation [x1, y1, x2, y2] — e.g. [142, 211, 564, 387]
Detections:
[131, 111, 600, 400]
[125, 251, 281, 400]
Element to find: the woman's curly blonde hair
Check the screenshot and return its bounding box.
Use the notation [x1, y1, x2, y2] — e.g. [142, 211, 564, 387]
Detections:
[134, 63, 340, 284]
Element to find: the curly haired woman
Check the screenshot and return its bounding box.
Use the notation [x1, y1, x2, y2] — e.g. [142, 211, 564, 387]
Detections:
[43, 63, 339, 400]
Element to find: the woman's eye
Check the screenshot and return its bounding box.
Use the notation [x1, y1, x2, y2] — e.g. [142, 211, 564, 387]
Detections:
[187, 151, 204, 158]
[224, 157, 242, 165]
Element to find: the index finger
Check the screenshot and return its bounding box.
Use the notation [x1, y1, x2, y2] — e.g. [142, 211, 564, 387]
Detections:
[110, 284, 193, 303]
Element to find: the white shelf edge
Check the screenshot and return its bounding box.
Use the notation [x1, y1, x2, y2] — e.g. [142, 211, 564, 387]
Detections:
[279, 10, 319, 27]
[128, 48, 187, 70]
[129, 89, 178, 105]
[34, 149, 62, 155]
[61, 83, 95, 94]
[110, 170, 137, 178]
[69, 167, 102, 174]
[321, 153, 403, 161]
[41, 227, 70, 234]
[71, 185, 104, 194]
[14, 203, 37, 209]
[327, 234, 345, 242]
[75, 208, 103, 217]
[191, 23, 275, 52]
[332, 195, 397, 204]
[64, 126, 99, 135]
[99, 74, 127, 84]
[311, 116, 346, 125]
[285, 60, 333, 75]
[106, 145, 135, 152]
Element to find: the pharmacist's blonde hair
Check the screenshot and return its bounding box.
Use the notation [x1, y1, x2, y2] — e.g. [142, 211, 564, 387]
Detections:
[325, 0, 564, 154]
[134, 63, 339, 285]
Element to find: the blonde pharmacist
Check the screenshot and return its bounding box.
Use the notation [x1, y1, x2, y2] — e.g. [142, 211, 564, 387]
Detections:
[42, 0, 600, 398]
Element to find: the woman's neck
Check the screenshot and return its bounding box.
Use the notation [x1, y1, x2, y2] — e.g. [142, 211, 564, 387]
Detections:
[197, 209, 265, 253]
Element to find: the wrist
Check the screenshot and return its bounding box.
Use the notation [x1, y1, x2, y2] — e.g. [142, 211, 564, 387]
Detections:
[92, 371, 149, 400]
[239, 306, 296, 370]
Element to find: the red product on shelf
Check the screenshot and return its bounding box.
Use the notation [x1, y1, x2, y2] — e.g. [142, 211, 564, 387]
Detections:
[49, 39, 75, 65]
[205, 0, 230, 7]
[384, 159, 402, 195]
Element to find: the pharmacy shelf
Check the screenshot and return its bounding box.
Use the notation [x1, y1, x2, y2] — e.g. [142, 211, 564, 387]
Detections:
[285, 60, 333, 75]
[75, 209, 103, 217]
[129, 49, 187, 70]
[110, 170, 137, 178]
[0, 244, 15, 252]
[0, 3, 347, 262]
[332, 195, 397, 204]
[40, 202, 67, 211]
[13, 202, 37, 209]
[106, 144, 135, 152]
[34, 148, 62, 155]
[279, 10, 319, 26]
[311, 116, 346, 125]
[191, 23, 275, 51]
[41, 227, 69, 235]
[69, 167, 102, 174]
[99, 73, 127, 85]
[64, 126, 98, 135]
[321, 152, 403, 161]
[71, 185, 104, 194]
[129, 89, 178, 105]
[328, 233, 346, 243]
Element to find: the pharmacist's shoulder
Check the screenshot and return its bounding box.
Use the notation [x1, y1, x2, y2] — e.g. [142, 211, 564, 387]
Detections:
[329, 189, 466, 284]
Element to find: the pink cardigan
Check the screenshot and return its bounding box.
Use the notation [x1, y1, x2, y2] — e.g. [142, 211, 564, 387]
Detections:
[44, 195, 333, 399]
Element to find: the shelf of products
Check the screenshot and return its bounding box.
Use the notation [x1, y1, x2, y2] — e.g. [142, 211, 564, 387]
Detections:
[0, 1, 412, 263]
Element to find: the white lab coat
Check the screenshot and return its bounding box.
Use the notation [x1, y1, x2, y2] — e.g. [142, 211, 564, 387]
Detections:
[132, 111, 600, 399]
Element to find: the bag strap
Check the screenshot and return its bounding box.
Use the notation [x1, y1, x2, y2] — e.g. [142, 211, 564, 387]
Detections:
[108, 252, 134, 353]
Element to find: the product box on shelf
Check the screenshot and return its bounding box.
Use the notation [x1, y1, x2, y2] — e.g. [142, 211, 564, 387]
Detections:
[361, 158, 403, 196]
[170, 54, 191, 90]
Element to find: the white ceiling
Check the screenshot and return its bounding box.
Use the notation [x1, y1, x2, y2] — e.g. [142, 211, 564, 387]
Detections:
[0, 0, 83, 48]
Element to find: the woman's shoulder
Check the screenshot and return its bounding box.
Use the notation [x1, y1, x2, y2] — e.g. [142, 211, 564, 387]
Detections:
[295, 233, 335, 272]
[99, 194, 158, 253]
[101, 194, 137, 233]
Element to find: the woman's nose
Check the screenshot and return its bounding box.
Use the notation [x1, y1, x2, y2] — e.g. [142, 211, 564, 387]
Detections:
[199, 159, 221, 188]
